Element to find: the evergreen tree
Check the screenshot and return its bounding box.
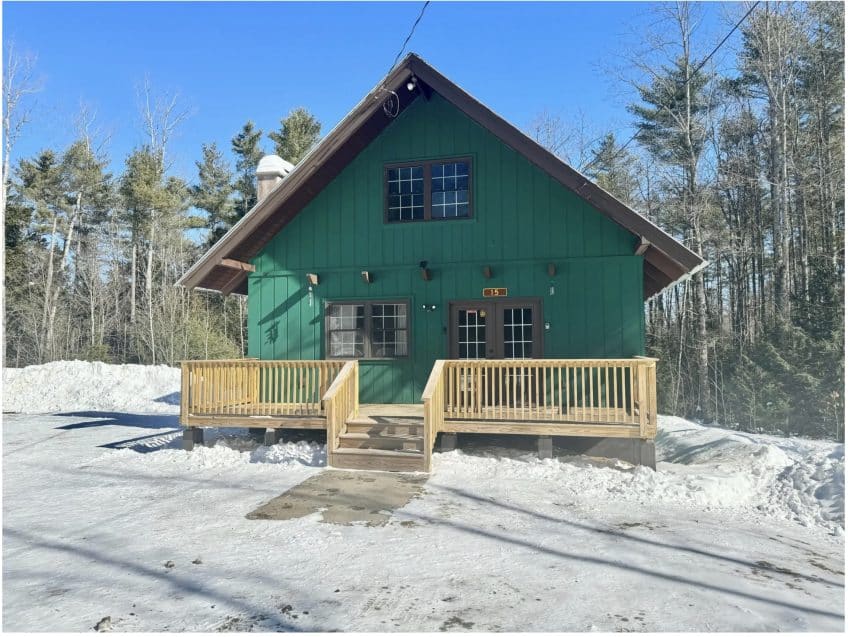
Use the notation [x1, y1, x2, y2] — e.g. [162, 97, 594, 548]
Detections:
[585, 132, 639, 204]
[192, 142, 234, 245]
[231, 121, 264, 219]
[268, 107, 321, 164]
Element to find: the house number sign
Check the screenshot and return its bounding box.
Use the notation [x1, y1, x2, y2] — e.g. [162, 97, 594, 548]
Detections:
[482, 287, 508, 297]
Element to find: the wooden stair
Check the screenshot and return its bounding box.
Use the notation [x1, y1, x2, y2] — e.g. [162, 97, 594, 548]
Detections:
[331, 415, 427, 472]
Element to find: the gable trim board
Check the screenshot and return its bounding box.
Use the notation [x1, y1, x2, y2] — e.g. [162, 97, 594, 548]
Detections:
[177, 53, 705, 300]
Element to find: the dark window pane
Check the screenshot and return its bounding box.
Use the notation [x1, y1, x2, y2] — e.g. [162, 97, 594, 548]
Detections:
[386, 165, 425, 222]
[430, 160, 471, 219]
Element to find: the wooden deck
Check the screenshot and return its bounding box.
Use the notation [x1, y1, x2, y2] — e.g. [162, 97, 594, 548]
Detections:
[180, 357, 657, 472]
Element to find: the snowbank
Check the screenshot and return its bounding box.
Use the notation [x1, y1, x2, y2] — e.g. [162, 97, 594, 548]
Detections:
[2, 360, 180, 414]
[2, 361, 844, 533]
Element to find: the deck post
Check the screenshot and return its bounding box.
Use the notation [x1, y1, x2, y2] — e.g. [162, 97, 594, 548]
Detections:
[440, 433, 457, 452]
[537, 435, 553, 459]
[264, 428, 285, 446]
[182, 427, 204, 451]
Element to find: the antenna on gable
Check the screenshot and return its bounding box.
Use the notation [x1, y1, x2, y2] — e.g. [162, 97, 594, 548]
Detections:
[376, 1, 431, 119]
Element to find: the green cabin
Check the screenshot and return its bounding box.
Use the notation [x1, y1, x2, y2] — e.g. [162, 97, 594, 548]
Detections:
[179, 53, 702, 409]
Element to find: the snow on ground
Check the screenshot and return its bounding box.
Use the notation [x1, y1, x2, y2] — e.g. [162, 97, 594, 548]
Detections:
[2, 362, 845, 631]
[3, 360, 181, 414]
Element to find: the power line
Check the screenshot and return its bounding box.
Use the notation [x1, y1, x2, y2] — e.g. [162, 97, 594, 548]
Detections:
[580, 1, 761, 174]
[389, 1, 431, 74]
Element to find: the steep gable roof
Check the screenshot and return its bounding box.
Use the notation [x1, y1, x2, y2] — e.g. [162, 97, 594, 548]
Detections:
[178, 53, 705, 299]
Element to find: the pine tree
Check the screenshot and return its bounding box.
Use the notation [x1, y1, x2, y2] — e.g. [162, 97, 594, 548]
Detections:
[231, 121, 264, 220]
[627, 4, 716, 422]
[268, 107, 321, 164]
[192, 142, 234, 245]
[585, 132, 639, 204]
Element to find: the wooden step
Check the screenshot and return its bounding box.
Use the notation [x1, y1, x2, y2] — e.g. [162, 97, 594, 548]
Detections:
[345, 415, 380, 426]
[345, 421, 424, 436]
[330, 447, 426, 472]
[338, 431, 424, 452]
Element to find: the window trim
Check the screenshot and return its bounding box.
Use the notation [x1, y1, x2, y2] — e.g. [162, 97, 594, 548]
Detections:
[324, 299, 411, 360]
[384, 156, 474, 223]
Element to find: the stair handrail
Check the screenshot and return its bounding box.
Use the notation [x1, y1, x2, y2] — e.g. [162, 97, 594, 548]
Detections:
[421, 359, 447, 472]
[322, 360, 359, 466]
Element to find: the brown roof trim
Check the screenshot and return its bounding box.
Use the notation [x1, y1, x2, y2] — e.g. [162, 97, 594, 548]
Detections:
[178, 53, 705, 299]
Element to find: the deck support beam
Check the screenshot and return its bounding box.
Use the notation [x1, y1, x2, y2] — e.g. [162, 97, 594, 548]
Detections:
[440, 433, 457, 452]
[182, 427, 204, 451]
[537, 436, 553, 459]
[561, 437, 656, 469]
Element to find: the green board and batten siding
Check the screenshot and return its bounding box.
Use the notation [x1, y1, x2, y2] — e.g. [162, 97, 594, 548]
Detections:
[247, 94, 645, 403]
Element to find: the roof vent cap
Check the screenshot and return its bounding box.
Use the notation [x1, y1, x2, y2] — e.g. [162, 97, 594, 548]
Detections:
[257, 154, 294, 178]
[256, 155, 295, 202]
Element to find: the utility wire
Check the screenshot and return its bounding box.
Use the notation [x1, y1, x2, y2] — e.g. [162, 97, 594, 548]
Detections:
[580, 1, 761, 174]
[389, 1, 431, 73]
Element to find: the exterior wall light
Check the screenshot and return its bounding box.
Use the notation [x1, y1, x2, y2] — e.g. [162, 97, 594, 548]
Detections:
[419, 260, 431, 281]
[421, 304, 437, 312]
[361, 271, 372, 284]
[482, 265, 492, 279]
[305, 273, 319, 307]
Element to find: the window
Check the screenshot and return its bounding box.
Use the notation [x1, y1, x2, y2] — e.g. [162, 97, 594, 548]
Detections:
[431, 161, 470, 218]
[327, 304, 365, 357]
[387, 166, 424, 220]
[326, 301, 409, 359]
[385, 157, 472, 222]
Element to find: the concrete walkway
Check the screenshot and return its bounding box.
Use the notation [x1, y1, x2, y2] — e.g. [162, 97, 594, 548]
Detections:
[246, 470, 428, 526]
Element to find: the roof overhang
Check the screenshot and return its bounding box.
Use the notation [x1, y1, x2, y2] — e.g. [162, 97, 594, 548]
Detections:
[178, 53, 706, 299]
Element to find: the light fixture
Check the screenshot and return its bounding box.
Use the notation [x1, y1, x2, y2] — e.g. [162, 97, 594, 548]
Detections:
[406, 76, 418, 91]
[305, 273, 319, 308]
[361, 271, 372, 284]
[419, 260, 431, 281]
[547, 263, 557, 277]
[482, 265, 492, 279]
[421, 303, 437, 312]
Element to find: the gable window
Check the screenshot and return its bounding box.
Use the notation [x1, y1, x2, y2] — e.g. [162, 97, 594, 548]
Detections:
[385, 157, 472, 222]
[326, 301, 409, 359]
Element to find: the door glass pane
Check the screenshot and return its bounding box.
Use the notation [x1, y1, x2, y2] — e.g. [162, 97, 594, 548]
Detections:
[458, 309, 486, 359]
[503, 307, 533, 359]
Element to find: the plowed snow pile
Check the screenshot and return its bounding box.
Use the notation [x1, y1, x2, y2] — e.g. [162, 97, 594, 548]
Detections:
[2, 361, 844, 533]
[2, 360, 180, 414]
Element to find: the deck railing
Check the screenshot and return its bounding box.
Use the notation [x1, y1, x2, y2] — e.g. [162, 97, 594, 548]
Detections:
[436, 358, 657, 437]
[421, 360, 446, 472]
[322, 360, 359, 461]
[180, 359, 346, 422]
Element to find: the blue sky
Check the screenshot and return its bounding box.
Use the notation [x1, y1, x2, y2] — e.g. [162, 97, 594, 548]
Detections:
[3, 1, 735, 181]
